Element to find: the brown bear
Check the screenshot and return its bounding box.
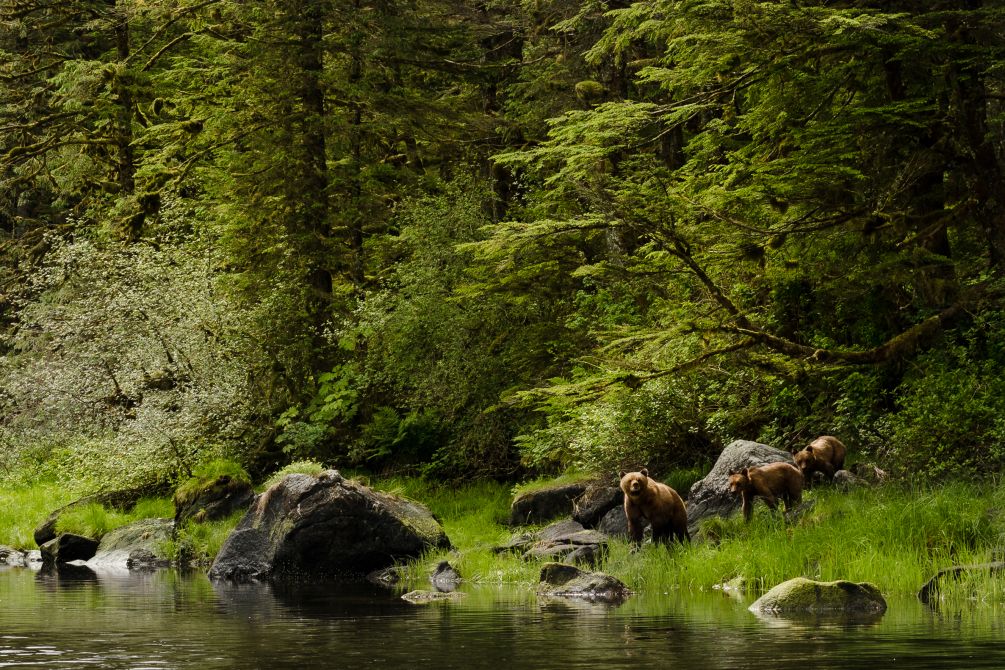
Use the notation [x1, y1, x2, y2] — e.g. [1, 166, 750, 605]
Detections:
[793, 435, 847, 483]
[619, 469, 690, 547]
[728, 462, 803, 522]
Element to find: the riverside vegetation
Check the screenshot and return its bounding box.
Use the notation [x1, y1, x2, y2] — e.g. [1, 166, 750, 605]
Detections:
[3, 461, 1005, 605]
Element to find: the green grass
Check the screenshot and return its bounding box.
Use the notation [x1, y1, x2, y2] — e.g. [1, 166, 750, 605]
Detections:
[164, 510, 245, 567]
[0, 483, 80, 548]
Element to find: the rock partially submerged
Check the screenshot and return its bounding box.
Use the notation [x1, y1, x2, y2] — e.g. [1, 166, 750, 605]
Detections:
[750, 577, 887, 614]
[209, 470, 450, 581]
[430, 560, 462, 592]
[537, 562, 631, 603]
[510, 482, 589, 526]
[687, 440, 794, 535]
[40, 533, 100, 568]
[87, 518, 175, 571]
[0, 545, 26, 567]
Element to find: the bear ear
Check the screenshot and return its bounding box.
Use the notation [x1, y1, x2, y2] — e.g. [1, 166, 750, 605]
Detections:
[640, 468, 649, 477]
[805, 445, 814, 453]
[741, 467, 749, 476]
[619, 470, 627, 478]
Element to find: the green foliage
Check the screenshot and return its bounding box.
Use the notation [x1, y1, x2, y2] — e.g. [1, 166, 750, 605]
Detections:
[2, 0, 1005, 485]
[1, 236, 266, 488]
[880, 314, 1005, 479]
[275, 364, 361, 460]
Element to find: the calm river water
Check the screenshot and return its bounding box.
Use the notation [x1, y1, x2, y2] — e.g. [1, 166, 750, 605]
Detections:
[1, 566, 1003, 669]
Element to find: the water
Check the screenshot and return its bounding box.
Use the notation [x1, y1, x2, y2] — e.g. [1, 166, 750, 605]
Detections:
[1, 566, 1004, 669]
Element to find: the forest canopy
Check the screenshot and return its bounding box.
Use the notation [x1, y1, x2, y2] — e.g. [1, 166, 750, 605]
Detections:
[2, 0, 1004, 488]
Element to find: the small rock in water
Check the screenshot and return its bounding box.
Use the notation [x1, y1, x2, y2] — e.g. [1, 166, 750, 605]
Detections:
[537, 562, 631, 604]
[430, 560, 462, 592]
[401, 590, 467, 604]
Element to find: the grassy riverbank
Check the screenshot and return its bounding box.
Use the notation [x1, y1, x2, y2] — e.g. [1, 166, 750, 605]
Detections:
[380, 477, 1005, 601]
[3, 471, 1003, 603]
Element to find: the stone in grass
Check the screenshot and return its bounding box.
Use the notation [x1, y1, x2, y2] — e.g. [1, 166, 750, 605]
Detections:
[510, 482, 590, 526]
[537, 562, 631, 604]
[749, 577, 887, 615]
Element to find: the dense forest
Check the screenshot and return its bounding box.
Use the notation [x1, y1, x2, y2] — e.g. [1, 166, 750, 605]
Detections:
[2, 0, 1004, 490]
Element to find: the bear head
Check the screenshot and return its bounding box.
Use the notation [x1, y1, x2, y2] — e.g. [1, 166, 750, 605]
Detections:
[727, 468, 750, 494]
[619, 469, 650, 498]
[793, 447, 814, 473]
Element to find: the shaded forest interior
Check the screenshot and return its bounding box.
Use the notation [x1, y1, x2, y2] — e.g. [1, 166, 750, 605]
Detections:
[2, 1, 1005, 487]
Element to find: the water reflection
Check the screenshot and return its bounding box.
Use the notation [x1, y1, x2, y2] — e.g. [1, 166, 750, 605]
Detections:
[748, 608, 887, 629]
[0, 568, 1003, 669]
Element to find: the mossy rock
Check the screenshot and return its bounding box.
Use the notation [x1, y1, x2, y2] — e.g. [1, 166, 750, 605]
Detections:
[174, 475, 254, 525]
[750, 577, 887, 614]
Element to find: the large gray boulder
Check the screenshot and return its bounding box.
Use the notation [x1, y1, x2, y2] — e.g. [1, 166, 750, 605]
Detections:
[750, 577, 887, 614]
[687, 440, 794, 535]
[209, 470, 450, 581]
[87, 518, 175, 571]
[571, 485, 622, 528]
[510, 482, 590, 525]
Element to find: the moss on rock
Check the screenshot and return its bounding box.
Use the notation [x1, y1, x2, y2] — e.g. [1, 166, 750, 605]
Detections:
[750, 577, 887, 614]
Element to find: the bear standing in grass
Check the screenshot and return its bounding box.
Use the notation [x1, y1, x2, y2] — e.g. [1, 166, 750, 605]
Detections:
[728, 462, 803, 522]
[619, 469, 689, 547]
[793, 435, 847, 484]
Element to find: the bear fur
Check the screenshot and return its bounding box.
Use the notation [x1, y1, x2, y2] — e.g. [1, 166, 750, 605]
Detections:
[728, 462, 803, 522]
[793, 435, 847, 483]
[618, 469, 689, 547]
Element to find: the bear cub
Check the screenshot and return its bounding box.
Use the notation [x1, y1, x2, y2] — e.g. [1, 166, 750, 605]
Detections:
[619, 468, 690, 547]
[728, 462, 803, 522]
[793, 435, 847, 484]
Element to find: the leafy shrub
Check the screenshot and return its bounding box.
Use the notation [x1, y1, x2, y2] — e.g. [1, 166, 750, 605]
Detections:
[879, 315, 1005, 480]
[0, 236, 269, 487]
